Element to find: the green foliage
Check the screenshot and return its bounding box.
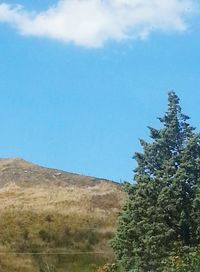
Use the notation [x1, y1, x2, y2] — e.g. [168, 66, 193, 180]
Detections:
[163, 246, 200, 272]
[111, 92, 200, 271]
[96, 263, 121, 272]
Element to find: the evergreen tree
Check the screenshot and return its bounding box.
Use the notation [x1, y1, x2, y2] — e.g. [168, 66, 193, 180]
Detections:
[111, 92, 200, 272]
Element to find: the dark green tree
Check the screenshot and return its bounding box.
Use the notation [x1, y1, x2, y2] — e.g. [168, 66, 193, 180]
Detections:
[111, 92, 200, 271]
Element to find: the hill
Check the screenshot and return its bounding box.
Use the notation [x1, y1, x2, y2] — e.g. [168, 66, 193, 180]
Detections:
[0, 158, 125, 272]
[0, 158, 117, 187]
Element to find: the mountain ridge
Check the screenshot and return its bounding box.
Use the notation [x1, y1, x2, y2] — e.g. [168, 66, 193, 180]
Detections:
[0, 157, 118, 188]
[0, 157, 125, 271]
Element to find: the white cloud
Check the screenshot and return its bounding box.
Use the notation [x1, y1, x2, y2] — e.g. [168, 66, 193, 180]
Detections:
[0, 0, 196, 47]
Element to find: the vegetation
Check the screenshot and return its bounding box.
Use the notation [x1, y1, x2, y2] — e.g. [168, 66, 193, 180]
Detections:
[111, 92, 200, 271]
[2, 92, 200, 272]
[0, 164, 125, 272]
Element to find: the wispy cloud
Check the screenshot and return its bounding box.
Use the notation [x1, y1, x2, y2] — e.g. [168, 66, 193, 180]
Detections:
[0, 0, 196, 47]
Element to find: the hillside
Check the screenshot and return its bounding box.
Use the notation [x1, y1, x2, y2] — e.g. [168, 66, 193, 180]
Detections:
[0, 158, 117, 187]
[0, 158, 125, 272]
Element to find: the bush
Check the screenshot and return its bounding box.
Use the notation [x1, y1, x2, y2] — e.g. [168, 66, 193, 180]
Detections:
[163, 246, 200, 272]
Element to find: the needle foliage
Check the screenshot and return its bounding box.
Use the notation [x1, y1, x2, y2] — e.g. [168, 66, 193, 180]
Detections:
[111, 92, 200, 271]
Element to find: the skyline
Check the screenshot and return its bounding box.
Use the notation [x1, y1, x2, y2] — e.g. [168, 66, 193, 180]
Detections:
[0, 0, 199, 182]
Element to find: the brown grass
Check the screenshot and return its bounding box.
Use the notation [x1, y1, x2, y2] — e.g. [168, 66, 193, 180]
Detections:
[0, 158, 126, 271]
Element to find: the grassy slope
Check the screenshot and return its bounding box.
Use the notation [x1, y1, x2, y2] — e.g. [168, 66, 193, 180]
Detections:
[0, 159, 125, 272]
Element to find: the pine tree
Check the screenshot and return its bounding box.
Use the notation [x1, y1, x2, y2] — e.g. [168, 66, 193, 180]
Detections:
[111, 92, 200, 272]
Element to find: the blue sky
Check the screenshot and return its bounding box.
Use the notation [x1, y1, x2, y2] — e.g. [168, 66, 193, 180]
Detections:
[0, 0, 199, 181]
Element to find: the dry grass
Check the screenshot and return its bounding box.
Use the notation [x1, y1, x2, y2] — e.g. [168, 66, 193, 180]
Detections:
[0, 159, 126, 272]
